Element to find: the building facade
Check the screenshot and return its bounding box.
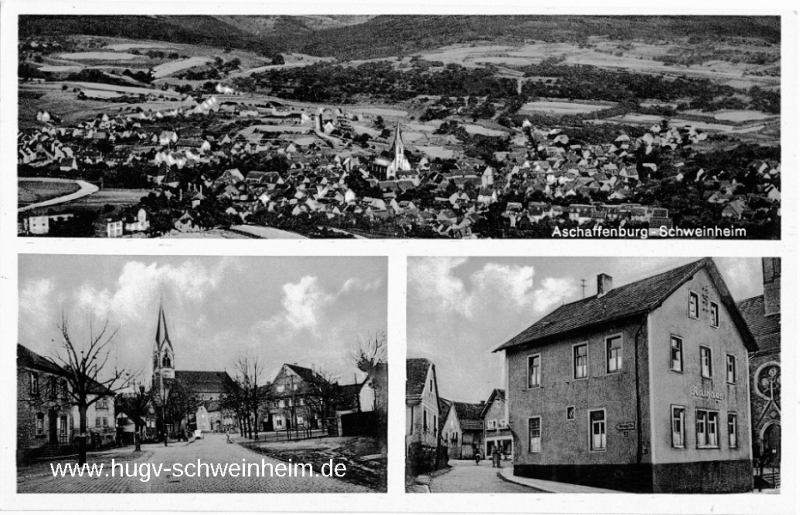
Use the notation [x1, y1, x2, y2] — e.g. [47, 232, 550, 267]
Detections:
[441, 400, 484, 459]
[482, 389, 513, 458]
[495, 259, 757, 493]
[738, 258, 781, 469]
[264, 364, 326, 432]
[406, 358, 442, 474]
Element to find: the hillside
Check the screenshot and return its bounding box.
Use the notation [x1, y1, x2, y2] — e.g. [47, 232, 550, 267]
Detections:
[21, 15, 780, 61]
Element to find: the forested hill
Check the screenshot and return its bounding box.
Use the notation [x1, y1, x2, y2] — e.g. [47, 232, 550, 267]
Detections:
[21, 15, 780, 61]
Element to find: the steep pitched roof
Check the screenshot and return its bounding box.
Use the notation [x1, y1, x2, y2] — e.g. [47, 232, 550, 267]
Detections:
[494, 258, 757, 353]
[285, 364, 319, 383]
[18, 344, 65, 375]
[737, 295, 781, 354]
[175, 370, 233, 395]
[480, 388, 506, 419]
[452, 401, 485, 431]
[406, 358, 433, 399]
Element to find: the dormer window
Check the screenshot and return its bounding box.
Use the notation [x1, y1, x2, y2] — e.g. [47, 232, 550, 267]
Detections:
[710, 302, 719, 328]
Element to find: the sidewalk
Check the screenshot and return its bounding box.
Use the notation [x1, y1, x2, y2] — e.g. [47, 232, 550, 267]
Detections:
[498, 467, 619, 493]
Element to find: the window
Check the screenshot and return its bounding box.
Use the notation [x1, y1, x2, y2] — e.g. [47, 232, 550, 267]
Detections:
[292, 383, 298, 391]
[589, 410, 606, 451]
[429, 379, 433, 393]
[566, 406, 575, 420]
[60, 415, 68, 436]
[487, 419, 497, 430]
[433, 416, 437, 437]
[276, 385, 284, 393]
[36, 413, 44, 435]
[60, 379, 69, 401]
[528, 355, 541, 387]
[700, 346, 712, 378]
[574, 344, 588, 379]
[297, 416, 304, 424]
[276, 418, 283, 428]
[670, 336, 684, 372]
[298, 398, 304, 406]
[278, 400, 285, 408]
[689, 291, 699, 319]
[728, 413, 738, 448]
[102, 417, 108, 427]
[606, 335, 622, 373]
[529, 417, 541, 453]
[423, 410, 428, 432]
[710, 302, 719, 328]
[97, 398, 108, 410]
[671, 406, 685, 448]
[30, 372, 40, 395]
[95, 417, 102, 427]
[49, 378, 58, 399]
[500, 419, 507, 428]
[726, 355, 736, 384]
[696, 410, 719, 448]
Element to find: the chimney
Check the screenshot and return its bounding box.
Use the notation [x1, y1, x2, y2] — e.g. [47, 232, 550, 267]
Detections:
[597, 274, 613, 297]
[762, 258, 781, 316]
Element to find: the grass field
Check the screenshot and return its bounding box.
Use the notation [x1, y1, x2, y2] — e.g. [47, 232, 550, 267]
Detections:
[18, 179, 81, 207]
[520, 100, 613, 115]
[60, 52, 140, 60]
[151, 56, 214, 78]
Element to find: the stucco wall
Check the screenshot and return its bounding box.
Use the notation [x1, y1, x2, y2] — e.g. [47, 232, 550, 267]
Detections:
[647, 267, 752, 467]
[505, 316, 651, 467]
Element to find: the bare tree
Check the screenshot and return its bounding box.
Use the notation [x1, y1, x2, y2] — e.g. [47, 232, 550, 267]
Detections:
[352, 331, 388, 451]
[116, 377, 152, 452]
[352, 331, 387, 376]
[225, 357, 270, 440]
[305, 368, 344, 432]
[52, 315, 131, 465]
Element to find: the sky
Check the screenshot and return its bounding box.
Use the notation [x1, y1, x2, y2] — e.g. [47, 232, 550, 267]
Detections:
[19, 255, 387, 387]
[407, 257, 765, 404]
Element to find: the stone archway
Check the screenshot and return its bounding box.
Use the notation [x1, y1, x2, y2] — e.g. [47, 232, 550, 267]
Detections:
[760, 422, 781, 466]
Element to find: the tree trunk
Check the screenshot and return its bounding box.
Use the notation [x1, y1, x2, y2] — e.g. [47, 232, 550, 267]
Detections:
[134, 422, 141, 452]
[78, 404, 88, 465]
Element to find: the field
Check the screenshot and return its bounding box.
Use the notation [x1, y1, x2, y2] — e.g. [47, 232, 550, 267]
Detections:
[152, 56, 213, 78]
[714, 110, 776, 122]
[520, 100, 613, 115]
[463, 124, 508, 137]
[59, 51, 140, 60]
[104, 42, 177, 51]
[18, 179, 80, 207]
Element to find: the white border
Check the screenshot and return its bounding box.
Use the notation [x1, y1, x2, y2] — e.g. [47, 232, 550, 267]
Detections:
[1, 1, 798, 514]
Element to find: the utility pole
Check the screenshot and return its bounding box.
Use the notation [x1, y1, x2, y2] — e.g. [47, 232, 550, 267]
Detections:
[581, 279, 587, 298]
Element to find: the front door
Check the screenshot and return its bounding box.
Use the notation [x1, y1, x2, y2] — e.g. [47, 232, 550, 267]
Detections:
[764, 424, 781, 466]
[48, 409, 58, 444]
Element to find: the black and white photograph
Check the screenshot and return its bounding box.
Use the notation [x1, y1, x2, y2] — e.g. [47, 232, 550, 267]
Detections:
[16, 15, 781, 239]
[17, 255, 388, 493]
[406, 257, 781, 493]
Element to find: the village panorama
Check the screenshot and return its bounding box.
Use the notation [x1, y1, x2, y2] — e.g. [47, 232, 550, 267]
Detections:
[17, 16, 781, 239]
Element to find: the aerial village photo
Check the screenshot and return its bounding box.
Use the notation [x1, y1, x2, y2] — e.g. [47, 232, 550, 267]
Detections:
[17, 15, 781, 239]
[406, 257, 781, 493]
[17, 255, 388, 493]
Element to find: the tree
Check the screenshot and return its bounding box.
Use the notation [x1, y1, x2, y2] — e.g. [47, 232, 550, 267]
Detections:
[304, 368, 344, 432]
[352, 332, 388, 450]
[52, 315, 131, 465]
[224, 357, 269, 439]
[116, 378, 152, 451]
[271, 54, 285, 66]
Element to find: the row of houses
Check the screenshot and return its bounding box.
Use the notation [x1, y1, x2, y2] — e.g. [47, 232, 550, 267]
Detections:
[407, 257, 781, 492]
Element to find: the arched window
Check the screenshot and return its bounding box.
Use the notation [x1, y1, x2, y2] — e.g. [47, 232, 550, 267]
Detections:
[162, 353, 171, 368]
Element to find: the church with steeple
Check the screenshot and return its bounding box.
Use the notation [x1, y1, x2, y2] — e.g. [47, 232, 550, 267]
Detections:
[369, 122, 412, 180]
[150, 302, 235, 433]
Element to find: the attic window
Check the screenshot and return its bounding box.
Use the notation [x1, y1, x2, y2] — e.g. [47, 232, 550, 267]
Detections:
[688, 291, 699, 319]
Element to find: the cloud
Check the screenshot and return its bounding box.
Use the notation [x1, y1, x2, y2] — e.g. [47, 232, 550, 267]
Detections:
[281, 276, 336, 330]
[73, 259, 228, 323]
[409, 258, 576, 319]
[339, 277, 383, 295]
[20, 278, 54, 317]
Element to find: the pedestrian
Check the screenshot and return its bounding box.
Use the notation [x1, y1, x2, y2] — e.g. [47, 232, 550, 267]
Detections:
[492, 446, 501, 468]
[226, 432, 232, 444]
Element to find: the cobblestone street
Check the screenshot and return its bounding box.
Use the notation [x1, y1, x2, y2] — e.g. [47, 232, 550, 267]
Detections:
[429, 460, 547, 493]
[18, 434, 374, 493]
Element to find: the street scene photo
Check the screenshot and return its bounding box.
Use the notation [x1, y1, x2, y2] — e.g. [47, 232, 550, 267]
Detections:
[17, 16, 780, 239]
[406, 257, 780, 493]
[17, 255, 388, 493]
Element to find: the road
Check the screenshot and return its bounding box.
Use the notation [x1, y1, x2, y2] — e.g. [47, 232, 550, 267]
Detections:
[18, 178, 99, 213]
[429, 459, 546, 493]
[18, 433, 372, 493]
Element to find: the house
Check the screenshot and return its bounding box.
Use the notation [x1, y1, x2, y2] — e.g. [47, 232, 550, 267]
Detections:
[441, 400, 485, 459]
[406, 358, 443, 474]
[737, 258, 781, 472]
[493, 258, 757, 493]
[482, 388, 512, 459]
[264, 364, 328, 432]
[17, 344, 73, 463]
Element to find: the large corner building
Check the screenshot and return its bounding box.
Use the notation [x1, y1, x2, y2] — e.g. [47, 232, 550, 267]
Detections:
[494, 258, 757, 493]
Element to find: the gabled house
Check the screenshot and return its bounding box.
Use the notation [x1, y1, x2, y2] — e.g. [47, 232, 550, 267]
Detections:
[406, 358, 442, 474]
[482, 388, 512, 458]
[494, 258, 757, 493]
[441, 400, 485, 459]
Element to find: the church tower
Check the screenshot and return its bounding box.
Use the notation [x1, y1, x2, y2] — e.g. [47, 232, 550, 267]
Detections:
[387, 122, 411, 179]
[152, 302, 175, 393]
